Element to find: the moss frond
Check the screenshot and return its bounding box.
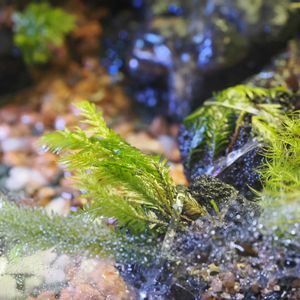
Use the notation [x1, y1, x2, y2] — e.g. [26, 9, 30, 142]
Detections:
[0, 198, 112, 256]
[41, 101, 205, 234]
[13, 2, 75, 64]
[258, 112, 300, 227]
[183, 85, 292, 173]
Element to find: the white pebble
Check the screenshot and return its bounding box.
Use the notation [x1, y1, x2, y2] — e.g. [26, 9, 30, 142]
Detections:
[5, 167, 47, 191]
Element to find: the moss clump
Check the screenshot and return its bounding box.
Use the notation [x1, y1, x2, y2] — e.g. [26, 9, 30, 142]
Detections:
[12, 2, 75, 64]
[0, 101, 207, 260]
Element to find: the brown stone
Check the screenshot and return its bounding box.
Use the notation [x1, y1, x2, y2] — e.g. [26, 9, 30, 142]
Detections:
[36, 187, 57, 206]
[66, 259, 135, 300]
[222, 272, 235, 292]
[169, 163, 188, 185]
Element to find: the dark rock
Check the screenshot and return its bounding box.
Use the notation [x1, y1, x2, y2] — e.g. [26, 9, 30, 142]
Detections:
[263, 291, 285, 300]
[189, 175, 260, 223]
[189, 175, 239, 212]
[222, 272, 235, 292]
[0, 27, 31, 98]
[178, 41, 300, 197]
[170, 283, 195, 300]
[284, 258, 297, 268]
[217, 145, 263, 199]
[235, 242, 258, 257]
[0, 164, 10, 178]
[278, 276, 300, 289]
[123, 0, 299, 119]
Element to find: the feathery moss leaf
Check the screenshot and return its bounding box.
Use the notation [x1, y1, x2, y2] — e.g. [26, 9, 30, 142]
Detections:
[0, 198, 112, 256]
[41, 101, 205, 234]
[0, 197, 160, 263]
[183, 85, 293, 176]
[258, 111, 300, 228]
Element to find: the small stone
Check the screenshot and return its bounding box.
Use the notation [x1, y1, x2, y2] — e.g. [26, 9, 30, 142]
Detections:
[234, 282, 241, 292]
[36, 187, 56, 206]
[220, 292, 231, 299]
[52, 254, 70, 270]
[113, 121, 133, 136]
[236, 242, 258, 257]
[202, 291, 216, 300]
[43, 268, 66, 285]
[66, 258, 135, 300]
[236, 293, 244, 300]
[35, 291, 57, 300]
[273, 285, 280, 291]
[159, 135, 181, 161]
[208, 264, 220, 275]
[45, 197, 70, 216]
[222, 272, 235, 292]
[0, 275, 22, 299]
[0, 164, 9, 178]
[0, 257, 8, 275]
[1, 137, 31, 152]
[169, 163, 188, 185]
[0, 124, 11, 140]
[170, 283, 195, 300]
[149, 117, 168, 136]
[60, 284, 105, 300]
[210, 277, 223, 293]
[24, 276, 44, 294]
[126, 132, 163, 154]
[6, 250, 57, 275]
[2, 151, 29, 166]
[249, 283, 260, 294]
[32, 153, 59, 182]
[292, 278, 300, 288]
[5, 167, 47, 191]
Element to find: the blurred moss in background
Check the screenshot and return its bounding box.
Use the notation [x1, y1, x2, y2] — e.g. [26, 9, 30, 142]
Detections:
[12, 2, 75, 64]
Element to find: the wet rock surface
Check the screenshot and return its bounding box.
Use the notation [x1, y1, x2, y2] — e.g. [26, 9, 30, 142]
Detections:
[0, 250, 134, 300]
[178, 40, 300, 198]
[103, 0, 299, 119]
[0, 26, 31, 97]
[189, 175, 260, 221]
[122, 214, 300, 300]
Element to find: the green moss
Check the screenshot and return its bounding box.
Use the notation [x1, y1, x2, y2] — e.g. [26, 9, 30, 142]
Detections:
[183, 85, 293, 173]
[42, 101, 207, 233]
[258, 111, 300, 228]
[12, 2, 75, 64]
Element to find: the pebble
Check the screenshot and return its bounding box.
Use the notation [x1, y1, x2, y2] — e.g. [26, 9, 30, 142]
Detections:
[222, 272, 236, 292]
[159, 135, 181, 161]
[2, 151, 29, 166]
[210, 277, 223, 292]
[169, 163, 188, 185]
[5, 250, 57, 274]
[220, 292, 232, 299]
[43, 268, 66, 285]
[24, 276, 44, 294]
[27, 291, 57, 300]
[126, 132, 164, 154]
[1, 137, 31, 152]
[0, 164, 9, 178]
[0, 275, 23, 299]
[0, 124, 10, 140]
[63, 258, 135, 300]
[149, 116, 168, 136]
[36, 186, 56, 206]
[5, 167, 47, 191]
[45, 197, 70, 216]
[0, 257, 8, 275]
